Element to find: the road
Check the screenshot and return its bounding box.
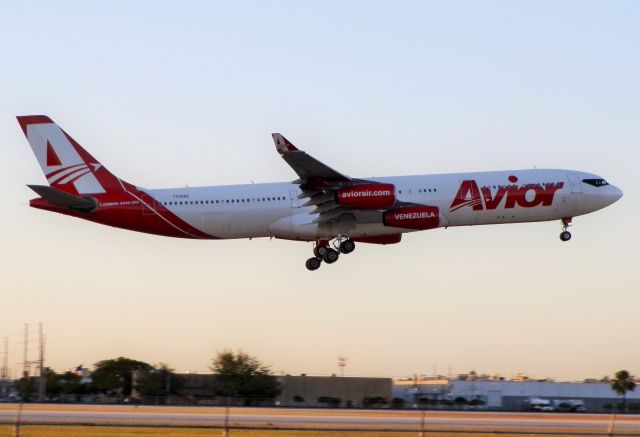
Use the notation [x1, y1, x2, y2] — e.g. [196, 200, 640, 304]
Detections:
[1, 404, 639, 432]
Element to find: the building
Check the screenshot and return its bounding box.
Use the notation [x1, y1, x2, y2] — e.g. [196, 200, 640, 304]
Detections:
[277, 375, 392, 408]
[393, 378, 640, 412]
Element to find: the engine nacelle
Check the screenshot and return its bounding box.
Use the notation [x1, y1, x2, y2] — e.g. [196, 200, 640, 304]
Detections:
[383, 205, 440, 230]
[336, 183, 395, 209]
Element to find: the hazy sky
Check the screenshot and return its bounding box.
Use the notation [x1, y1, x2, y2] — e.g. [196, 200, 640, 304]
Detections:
[1, 1, 638, 382]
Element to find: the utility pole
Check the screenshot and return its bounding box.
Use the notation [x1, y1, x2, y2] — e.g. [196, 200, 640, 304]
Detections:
[22, 324, 28, 378]
[1, 337, 8, 380]
[37, 323, 45, 402]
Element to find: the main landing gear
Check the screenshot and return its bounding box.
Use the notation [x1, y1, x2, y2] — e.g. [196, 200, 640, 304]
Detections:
[560, 217, 572, 242]
[305, 236, 355, 271]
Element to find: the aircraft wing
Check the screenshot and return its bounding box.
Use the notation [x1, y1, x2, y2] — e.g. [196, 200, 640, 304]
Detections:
[272, 134, 414, 224]
[272, 133, 353, 187]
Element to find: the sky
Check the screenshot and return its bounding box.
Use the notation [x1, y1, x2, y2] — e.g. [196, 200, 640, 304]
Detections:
[0, 1, 638, 382]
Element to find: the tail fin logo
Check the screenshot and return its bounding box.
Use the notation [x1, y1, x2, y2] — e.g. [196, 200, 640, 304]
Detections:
[21, 118, 106, 195]
[46, 141, 62, 166]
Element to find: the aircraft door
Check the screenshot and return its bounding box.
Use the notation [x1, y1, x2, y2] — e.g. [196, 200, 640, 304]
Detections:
[290, 191, 301, 208]
[567, 174, 582, 194]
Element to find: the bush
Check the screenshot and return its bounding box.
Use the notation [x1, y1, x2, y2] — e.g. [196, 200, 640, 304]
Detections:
[391, 397, 405, 409]
[317, 396, 341, 407]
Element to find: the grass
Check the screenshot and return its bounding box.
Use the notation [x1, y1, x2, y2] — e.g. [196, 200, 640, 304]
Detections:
[2, 427, 620, 437]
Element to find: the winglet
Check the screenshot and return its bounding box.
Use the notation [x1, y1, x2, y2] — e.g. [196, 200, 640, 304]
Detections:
[272, 133, 299, 154]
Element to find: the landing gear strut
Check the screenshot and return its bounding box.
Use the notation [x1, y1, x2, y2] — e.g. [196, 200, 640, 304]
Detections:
[305, 236, 356, 271]
[560, 217, 572, 242]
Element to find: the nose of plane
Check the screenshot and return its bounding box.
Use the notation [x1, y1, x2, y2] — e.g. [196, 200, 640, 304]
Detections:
[611, 185, 623, 202]
[606, 185, 623, 206]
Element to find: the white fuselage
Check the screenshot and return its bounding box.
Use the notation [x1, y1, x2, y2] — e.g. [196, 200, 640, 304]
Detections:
[145, 169, 622, 241]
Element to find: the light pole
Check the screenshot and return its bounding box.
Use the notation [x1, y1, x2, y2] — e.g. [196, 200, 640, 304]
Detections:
[338, 357, 347, 377]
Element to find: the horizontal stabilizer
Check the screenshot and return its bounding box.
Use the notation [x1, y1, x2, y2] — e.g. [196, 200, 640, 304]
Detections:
[28, 185, 97, 212]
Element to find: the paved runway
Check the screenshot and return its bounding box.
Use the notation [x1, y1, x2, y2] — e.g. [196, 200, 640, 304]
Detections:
[1, 404, 639, 432]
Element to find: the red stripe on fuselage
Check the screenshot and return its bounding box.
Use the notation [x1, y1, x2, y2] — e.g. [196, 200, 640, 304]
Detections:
[30, 188, 218, 240]
[123, 184, 214, 239]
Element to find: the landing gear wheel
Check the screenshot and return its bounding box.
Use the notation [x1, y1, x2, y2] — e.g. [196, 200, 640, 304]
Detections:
[313, 246, 328, 258]
[560, 231, 572, 242]
[323, 248, 339, 264]
[305, 257, 322, 271]
[339, 239, 356, 254]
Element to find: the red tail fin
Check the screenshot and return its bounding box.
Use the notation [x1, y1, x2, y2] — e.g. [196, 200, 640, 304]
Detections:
[18, 115, 124, 196]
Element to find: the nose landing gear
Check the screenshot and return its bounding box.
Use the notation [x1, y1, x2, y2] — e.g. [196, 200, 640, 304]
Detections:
[559, 217, 572, 242]
[305, 236, 355, 271]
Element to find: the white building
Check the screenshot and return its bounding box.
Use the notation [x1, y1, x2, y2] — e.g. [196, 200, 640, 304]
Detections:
[393, 378, 640, 412]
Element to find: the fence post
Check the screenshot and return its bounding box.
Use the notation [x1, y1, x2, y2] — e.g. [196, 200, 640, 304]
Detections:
[13, 402, 24, 437]
[607, 411, 617, 436]
[222, 398, 230, 437]
[419, 408, 426, 437]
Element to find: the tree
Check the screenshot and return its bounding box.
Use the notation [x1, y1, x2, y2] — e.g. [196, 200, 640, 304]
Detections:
[58, 371, 88, 398]
[611, 370, 636, 412]
[14, 376, 35, 401]
[135, 363, 183, 397]
[42, 367, 62, 398]
[209, 350, 280, 404]
[91, 357, 153, 399]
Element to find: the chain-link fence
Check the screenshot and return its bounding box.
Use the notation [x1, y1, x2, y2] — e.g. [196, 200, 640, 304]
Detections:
[2, 403, 640, 437]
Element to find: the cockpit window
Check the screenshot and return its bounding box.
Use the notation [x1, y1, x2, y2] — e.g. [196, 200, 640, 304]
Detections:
[582, 178, 608, 187]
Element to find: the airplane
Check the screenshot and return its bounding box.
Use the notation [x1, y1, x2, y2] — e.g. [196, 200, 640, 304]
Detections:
[19, 115, 623, 271]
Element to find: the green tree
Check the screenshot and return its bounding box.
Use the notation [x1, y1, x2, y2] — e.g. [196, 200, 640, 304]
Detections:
[14, 376, 35, 401]
[91, 357, 153, 399]
[611, 370, 636, 412]
[209, 350, 280, 404]
[135, 363, 183, 397]
[42, 367, 61, 397]
[58, 371, 88, 398]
